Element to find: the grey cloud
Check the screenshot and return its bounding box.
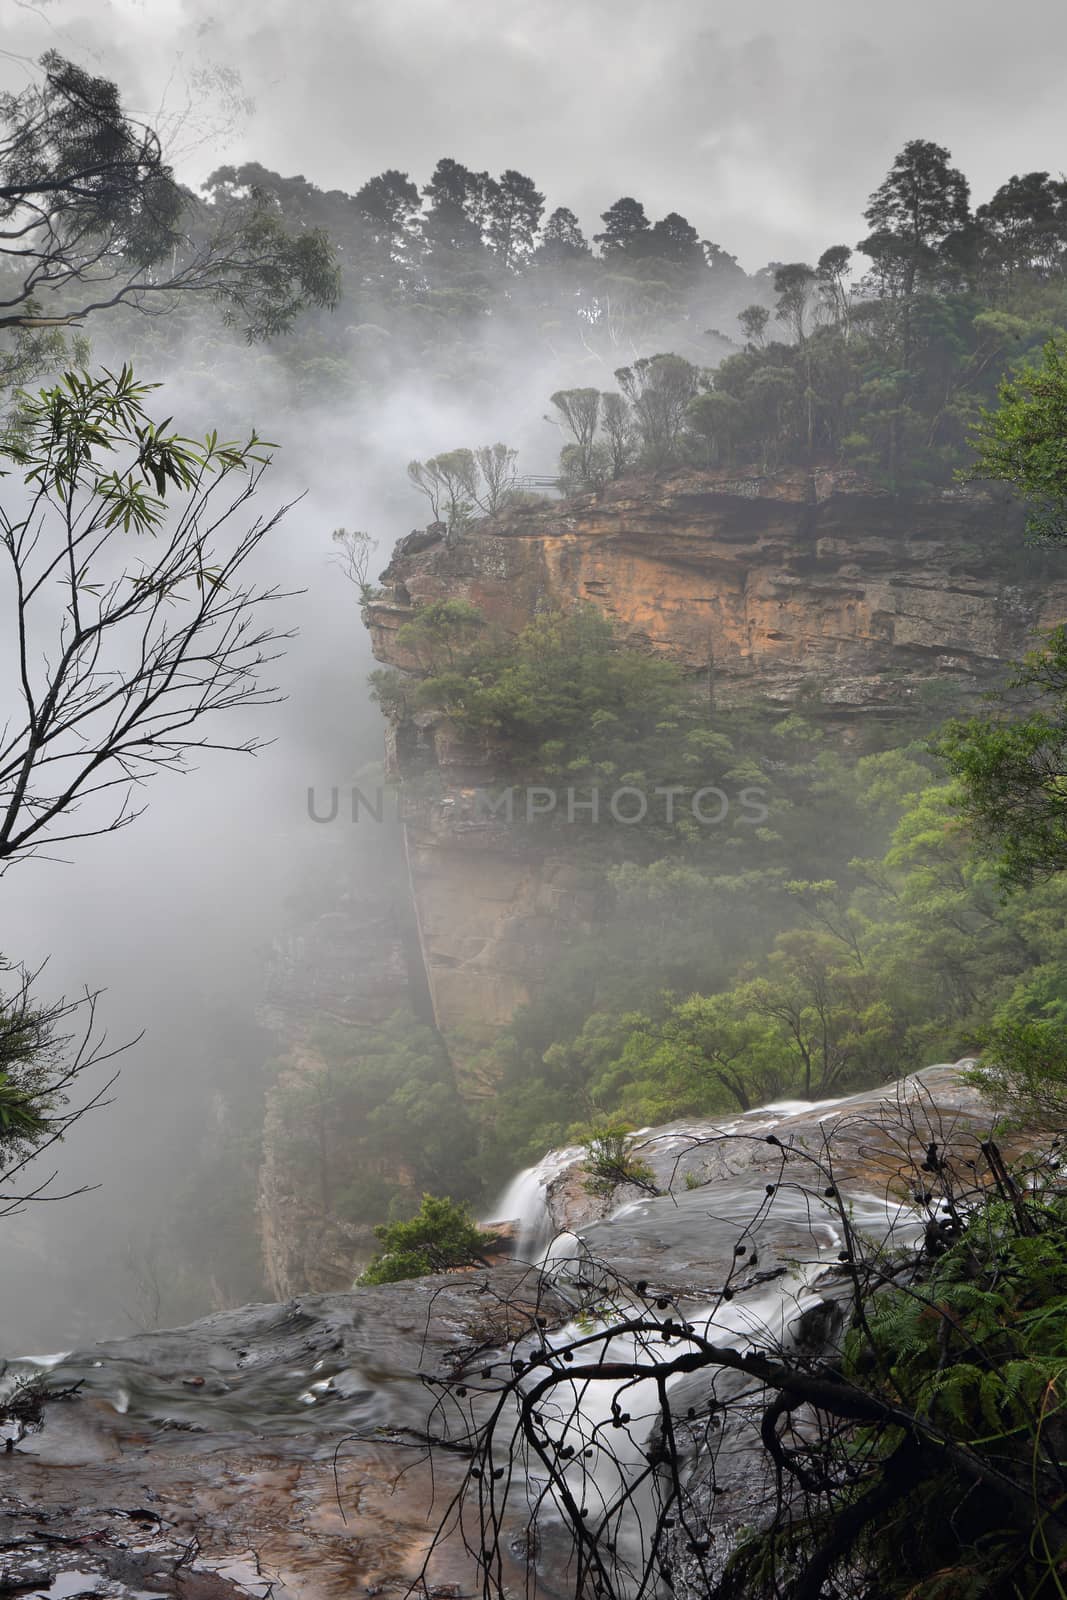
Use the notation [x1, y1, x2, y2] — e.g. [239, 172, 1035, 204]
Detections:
[3, 0, 1066, 266]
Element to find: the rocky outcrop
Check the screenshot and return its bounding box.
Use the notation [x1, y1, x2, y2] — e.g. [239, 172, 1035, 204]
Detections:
[368, 467, 1067, 710]
[365, 469, 1067, 1046]
[1, 1272, 564, 1600]
[399, 789, 605, 1048]
[5, 1067, 1032, 1600]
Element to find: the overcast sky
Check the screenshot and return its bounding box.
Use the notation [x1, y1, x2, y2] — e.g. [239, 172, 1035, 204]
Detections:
[2, 0, 1065, 269]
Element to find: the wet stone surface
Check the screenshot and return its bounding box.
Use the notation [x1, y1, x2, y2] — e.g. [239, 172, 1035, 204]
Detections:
[1, 1065, 1027, 1600]
[2, 1273, 566, 1600]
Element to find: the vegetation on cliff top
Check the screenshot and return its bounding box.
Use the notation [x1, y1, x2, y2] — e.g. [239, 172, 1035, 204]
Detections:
[412, 295, 1067, 1600]
[351, 338, 1067, 1242]
[379, 139, 1067, 506]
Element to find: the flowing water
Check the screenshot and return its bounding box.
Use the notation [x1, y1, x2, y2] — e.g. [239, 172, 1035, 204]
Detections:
[500, 1180, 928, 1594]
[0, 1063, 995, 1600]
[485, 1142, 585, 1259]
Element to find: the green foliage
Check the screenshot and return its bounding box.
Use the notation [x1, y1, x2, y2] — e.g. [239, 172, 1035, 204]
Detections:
[935, 627, 1067, 885]
[358, 1194, 495, 1284]
[967, 339, 1067, 541]
[0, 1069, 45, 1141]
[271, 1012, 479, 1228]
[832, 1197, 1067, 1597]
[0, 60, 339, 343]
[473, 730, 1067, 1172]
[968, 1018, 1067, 1121]
[547, 388, 601, 481]
[580, 1128, 660, 1197]
[6, 363, 271, 531]
[408, 606, 711, 825]
[0, 959, 98, 1179]
[396, 598, 487, 673]
[523, 143, 1067, 492]
[5, 364, 269, 537]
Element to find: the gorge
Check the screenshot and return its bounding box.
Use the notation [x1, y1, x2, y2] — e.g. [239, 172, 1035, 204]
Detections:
[361, 468, 1067, 1045]
[4, 27, 1067, 1595]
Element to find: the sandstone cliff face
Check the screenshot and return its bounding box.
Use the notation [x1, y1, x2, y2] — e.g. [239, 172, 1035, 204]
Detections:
[369, 467, 1066, 708]
[366, 468, 1067, 1048]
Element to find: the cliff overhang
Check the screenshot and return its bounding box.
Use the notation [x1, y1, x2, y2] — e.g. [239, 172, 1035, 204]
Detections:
[367, 467, 1064, 714]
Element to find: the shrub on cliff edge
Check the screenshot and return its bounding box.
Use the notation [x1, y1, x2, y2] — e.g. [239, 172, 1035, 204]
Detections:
[358, 1193, 497, 1284]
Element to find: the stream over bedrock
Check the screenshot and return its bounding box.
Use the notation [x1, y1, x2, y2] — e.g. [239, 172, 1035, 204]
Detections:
[0, 1062, 999, 1600]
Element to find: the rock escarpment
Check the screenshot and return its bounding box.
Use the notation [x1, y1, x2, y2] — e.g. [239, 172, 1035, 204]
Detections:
[365, 469, 1067, 1045]
[368, 468, 1066, 709]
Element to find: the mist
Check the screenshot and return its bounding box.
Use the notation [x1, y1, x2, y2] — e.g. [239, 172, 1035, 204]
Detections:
[5, 0, 1067, 267]
[0, 313, 581, 1344]
[3, 9, 1067, 1599]
[0, 0, 1061, 1355]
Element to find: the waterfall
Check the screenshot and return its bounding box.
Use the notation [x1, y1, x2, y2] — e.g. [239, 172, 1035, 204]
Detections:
[483, 1073, 952, 1600]
[512, 1183, 929, 1596]
[483, 1144, 583, 1262]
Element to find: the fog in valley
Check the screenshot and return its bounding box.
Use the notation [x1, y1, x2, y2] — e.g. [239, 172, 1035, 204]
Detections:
[1, 0, 1065, 1345]
[3, 10, 1067, 1595]
[0, 336, 569, 1345]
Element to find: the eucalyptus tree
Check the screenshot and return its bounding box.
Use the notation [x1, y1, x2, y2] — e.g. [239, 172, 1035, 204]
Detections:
[484, 170, 545, 271]
[647, 210, 703, 270]
[547, 388, 601, 478]
[738, 303, 770, 348]
[407, 449, 479, 533]
[773, 262, 817, 344]
[0, 53, 340, 340]
[600, 392, 634, 477]
[354, 168, 422, 270]
[615, 354, 699, 467]
[0, 365, 293, 869]
[859, 138, 971, 300]
[594, 196, 652, 257]
[537, 207, 591, 264]
[473, 443, 519, 515]
[816, 244, 853, 330]
[0, 364, 294, 1206]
